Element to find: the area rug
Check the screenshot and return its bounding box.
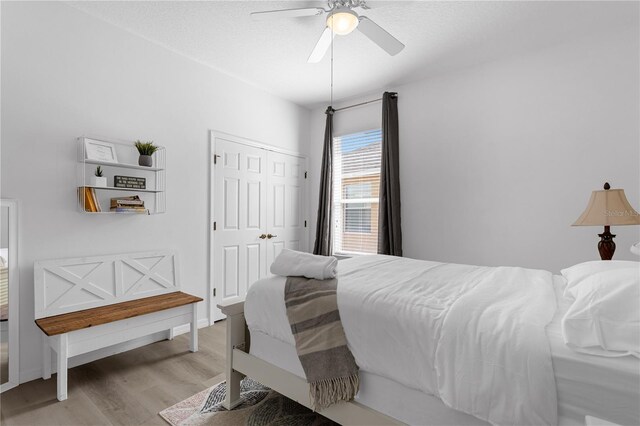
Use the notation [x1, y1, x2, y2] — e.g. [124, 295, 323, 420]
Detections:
[159, 377, 337, 426]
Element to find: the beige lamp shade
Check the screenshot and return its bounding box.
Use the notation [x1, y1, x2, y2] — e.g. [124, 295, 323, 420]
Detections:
[573, 188, 640, 226]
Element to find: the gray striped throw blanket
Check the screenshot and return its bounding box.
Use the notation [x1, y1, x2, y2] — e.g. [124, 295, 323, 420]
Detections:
[284, 276, 359, 411]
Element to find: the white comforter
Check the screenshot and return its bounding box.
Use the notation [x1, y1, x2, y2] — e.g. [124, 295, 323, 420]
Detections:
[245, 255, 558, 426]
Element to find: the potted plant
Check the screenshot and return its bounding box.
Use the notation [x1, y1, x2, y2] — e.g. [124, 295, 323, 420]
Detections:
[90, 166, 107, 187]
[134, 140, 159, 167]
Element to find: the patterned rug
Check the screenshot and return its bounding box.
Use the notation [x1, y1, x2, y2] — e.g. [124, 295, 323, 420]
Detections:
[159, 378, 337, 426]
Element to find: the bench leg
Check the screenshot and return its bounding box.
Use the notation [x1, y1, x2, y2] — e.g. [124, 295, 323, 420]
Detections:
[223, 312, 246, 410]
[42, 335, 52, 380]
[190, 303, 198, 353]
[56, 334, 68, 401]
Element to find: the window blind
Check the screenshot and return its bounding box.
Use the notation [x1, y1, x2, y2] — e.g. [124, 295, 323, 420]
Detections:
[332, 129, 382, 254]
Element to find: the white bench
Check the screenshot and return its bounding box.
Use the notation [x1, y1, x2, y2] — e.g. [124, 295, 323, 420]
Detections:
[34, 251, 202, 401]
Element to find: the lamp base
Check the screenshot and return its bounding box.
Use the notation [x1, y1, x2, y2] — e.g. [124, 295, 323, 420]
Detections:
[597, 226, 616, 260]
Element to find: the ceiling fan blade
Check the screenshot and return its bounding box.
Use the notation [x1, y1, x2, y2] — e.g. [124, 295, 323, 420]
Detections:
[251, 7, 324, 20]
[308, 27, 334, 63]
[357, 16, 404, 56]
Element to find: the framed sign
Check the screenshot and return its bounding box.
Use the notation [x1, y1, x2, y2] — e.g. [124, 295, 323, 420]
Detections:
[84, 139, 118, 163]
[114, 176, 146, 189]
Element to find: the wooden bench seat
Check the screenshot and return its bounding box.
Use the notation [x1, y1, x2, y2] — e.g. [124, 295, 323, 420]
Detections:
[34, 251, 202, 401]
[36, 291, 202, 336]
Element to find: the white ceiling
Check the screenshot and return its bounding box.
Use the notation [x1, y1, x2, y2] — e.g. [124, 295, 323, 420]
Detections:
[68, 1, 637, 108]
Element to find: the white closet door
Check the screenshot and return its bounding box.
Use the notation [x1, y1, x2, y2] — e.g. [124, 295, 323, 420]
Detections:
[213, 138, 267, 320]
[266, 151, 307, 271]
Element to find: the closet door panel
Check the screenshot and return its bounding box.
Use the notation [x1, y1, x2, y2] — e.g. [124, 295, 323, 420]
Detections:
[213, 139, 267, 313]
[266, 151, 307, 271]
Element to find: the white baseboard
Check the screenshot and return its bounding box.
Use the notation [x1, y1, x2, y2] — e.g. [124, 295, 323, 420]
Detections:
[171, 318, 210, 336]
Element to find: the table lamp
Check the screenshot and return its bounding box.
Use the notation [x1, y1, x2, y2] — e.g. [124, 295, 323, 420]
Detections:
[573, 182, 640, 260]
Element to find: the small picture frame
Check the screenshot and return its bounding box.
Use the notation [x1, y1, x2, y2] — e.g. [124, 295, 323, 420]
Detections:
[84, 138, 118, 163]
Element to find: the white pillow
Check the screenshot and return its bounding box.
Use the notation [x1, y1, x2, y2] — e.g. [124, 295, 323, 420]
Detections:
[561, 267, 640, 357]
[561, 260, 639, 298]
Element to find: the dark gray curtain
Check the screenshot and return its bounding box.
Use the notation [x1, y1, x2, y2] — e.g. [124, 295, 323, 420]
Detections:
[378, 92, 403, 256]
[313, 106, 335, 255]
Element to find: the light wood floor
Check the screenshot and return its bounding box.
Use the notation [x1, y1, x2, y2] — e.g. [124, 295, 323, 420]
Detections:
[1, 321, 227, 426]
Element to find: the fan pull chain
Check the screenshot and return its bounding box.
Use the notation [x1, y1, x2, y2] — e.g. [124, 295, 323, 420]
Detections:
[330, 15, 334, 107]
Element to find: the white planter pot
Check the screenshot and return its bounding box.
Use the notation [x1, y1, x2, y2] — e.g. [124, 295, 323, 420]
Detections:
[90, 176, 107, 187]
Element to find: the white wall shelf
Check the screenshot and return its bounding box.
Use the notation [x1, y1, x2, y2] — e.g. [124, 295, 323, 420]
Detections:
[77, 137, 166, 215]
[83, 159, 165, 172]
[74, 210, 151, 215]
[83, 186, 162, 194]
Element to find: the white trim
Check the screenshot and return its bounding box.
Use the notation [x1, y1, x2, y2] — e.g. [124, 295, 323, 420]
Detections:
[171, 318, 210, 336]
[305, 154, 311, 252]
[209, 131, 216, 324]
[333, 127, 383, 141]
[208, 130, 309, 324]
[210, 130, 306, 158]
[0, 199, 19, 393]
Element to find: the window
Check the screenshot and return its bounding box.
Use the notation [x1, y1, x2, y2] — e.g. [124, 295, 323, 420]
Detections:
[344, 203, 371, 233]
[332, 129, 382, 254]
[345, 183, 372, 199]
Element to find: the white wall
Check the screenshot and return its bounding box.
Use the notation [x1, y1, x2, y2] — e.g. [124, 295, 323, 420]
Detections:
[308, 26, 640, 273]
[1, 2, 309, 382]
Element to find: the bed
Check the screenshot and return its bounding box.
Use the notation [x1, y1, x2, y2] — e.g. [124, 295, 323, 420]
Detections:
[219, 255, 640, 426]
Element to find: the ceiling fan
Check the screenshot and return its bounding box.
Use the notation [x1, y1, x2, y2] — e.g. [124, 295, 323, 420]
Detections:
[251, 0, 405, 63]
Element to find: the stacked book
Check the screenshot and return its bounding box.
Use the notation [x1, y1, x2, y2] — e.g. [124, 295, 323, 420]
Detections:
[110, 196, 149, 214]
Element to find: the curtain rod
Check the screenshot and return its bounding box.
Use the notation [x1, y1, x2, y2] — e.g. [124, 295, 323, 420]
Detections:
[333, 92, 397, 113]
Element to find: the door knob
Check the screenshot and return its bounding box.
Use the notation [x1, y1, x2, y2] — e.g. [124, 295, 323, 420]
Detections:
[259, 234, 267, 239]
[267, 234, 277, 239]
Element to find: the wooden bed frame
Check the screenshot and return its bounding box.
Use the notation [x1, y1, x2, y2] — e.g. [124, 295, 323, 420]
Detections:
[218, 297, 404, 426]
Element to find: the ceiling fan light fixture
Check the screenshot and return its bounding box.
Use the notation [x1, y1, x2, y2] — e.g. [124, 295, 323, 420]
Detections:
[327, 8, 359, 35]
